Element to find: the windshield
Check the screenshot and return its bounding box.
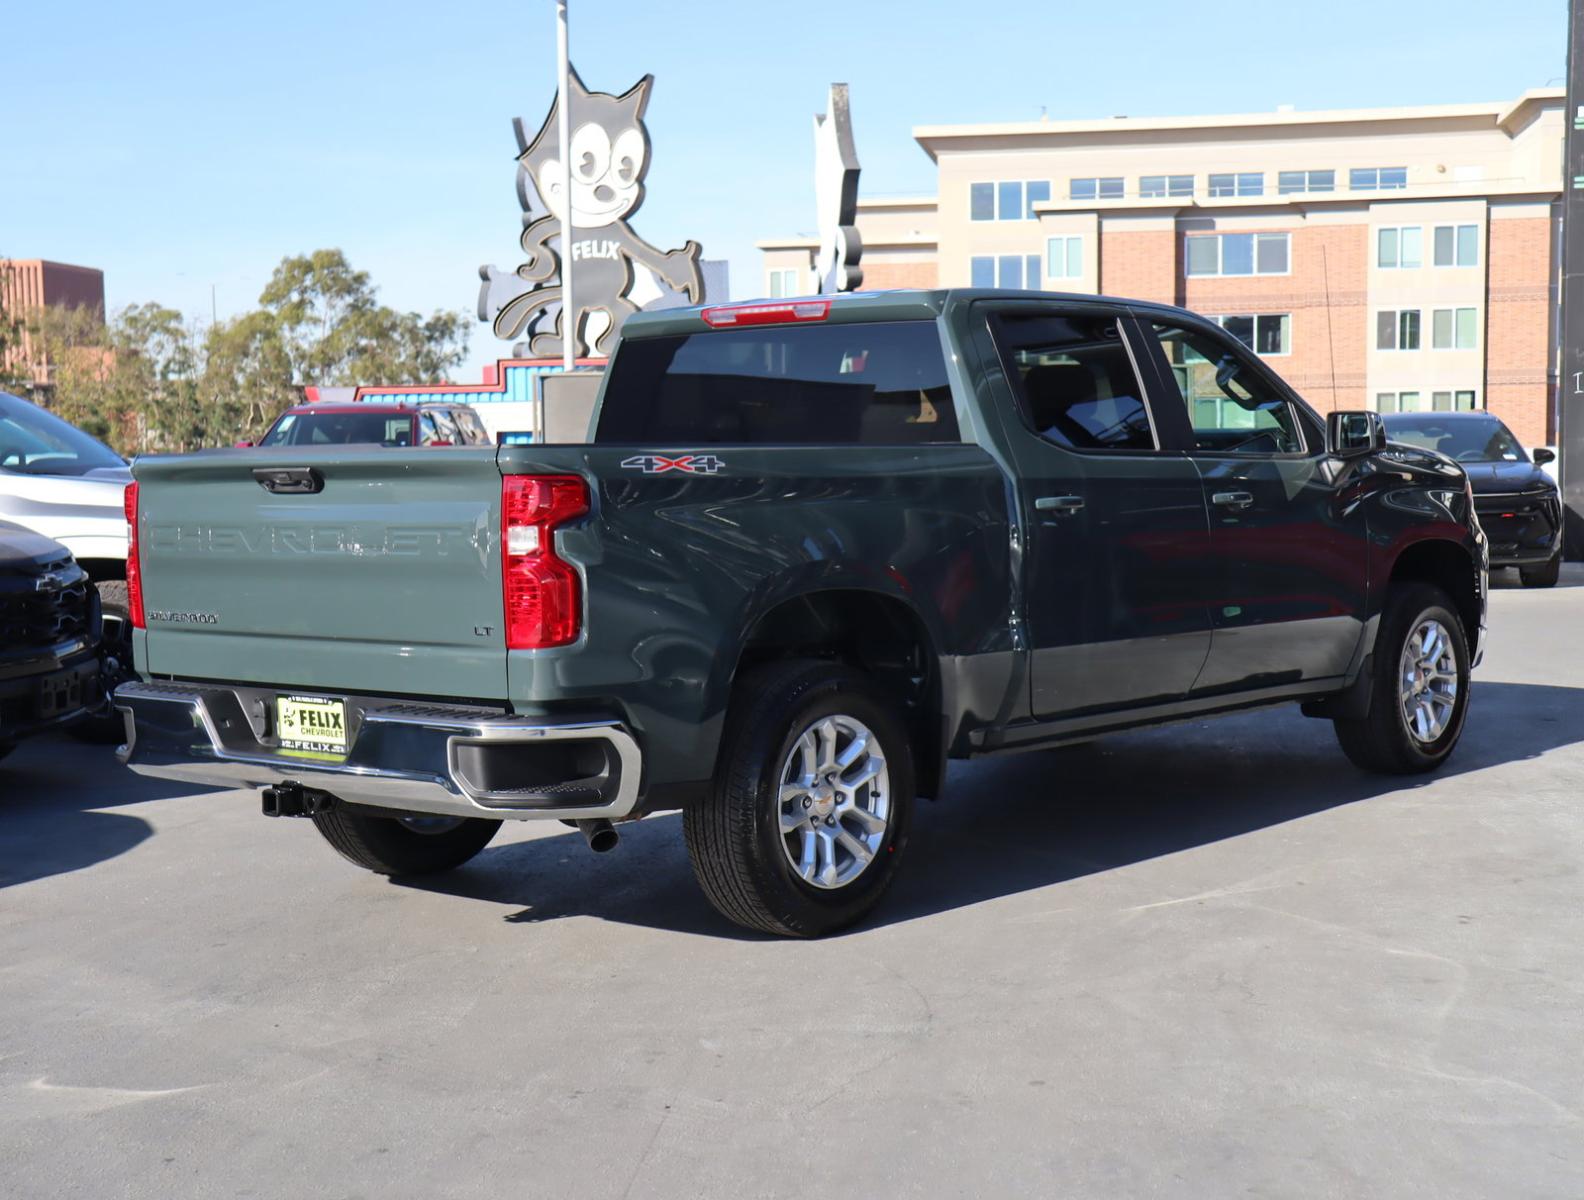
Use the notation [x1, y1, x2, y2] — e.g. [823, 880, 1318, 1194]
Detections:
[0, 391, 127, 477]
[1383, 415, 1527, 463]
[261, 410, 415, 447]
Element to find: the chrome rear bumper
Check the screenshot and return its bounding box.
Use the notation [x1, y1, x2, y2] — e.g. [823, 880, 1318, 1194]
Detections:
[114, 680, 641, 821]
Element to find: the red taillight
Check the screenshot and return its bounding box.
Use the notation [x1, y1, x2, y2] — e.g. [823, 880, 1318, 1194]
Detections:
[700, 300, 830, 327]
[501, 475, 589, 649]
[124, 481, 145, 629]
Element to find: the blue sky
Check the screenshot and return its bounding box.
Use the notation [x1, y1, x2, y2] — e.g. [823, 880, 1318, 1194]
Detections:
[2, 0, 1567, 379]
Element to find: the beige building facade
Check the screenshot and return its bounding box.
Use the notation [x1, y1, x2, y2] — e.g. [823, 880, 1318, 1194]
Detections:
[760, 90, 1563, 445]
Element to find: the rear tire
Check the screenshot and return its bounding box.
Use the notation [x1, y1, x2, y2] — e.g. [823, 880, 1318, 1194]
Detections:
[309, 805, 501, 876]
[1333, 583, 1470, 775]
[684, 660, 914, 938]
[1519, 553, 1561, 589]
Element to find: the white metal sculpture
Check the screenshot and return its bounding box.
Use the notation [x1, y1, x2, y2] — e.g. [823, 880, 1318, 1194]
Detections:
[813, 83, 863, 293]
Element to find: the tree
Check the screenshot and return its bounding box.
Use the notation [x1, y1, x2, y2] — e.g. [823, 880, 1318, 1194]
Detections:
[0, 264, 32, 392]
[257, 249, 469, 386]
[21, 249, 470, 455]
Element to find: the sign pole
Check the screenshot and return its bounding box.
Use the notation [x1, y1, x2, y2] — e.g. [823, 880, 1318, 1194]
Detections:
[557, 0, 574, 373]
[1562, 0, 1584, 557]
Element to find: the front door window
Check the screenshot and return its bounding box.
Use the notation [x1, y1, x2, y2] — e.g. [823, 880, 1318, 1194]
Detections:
[1149, 322, 1305, 455]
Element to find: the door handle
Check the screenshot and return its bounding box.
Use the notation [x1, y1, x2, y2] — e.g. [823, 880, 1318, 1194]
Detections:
[1211, 491, 1254, 510]
[1034, 495, 1085, 514]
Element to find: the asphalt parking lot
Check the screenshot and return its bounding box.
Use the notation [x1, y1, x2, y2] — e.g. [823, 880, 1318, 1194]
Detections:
[3, 567, 1582, 1200]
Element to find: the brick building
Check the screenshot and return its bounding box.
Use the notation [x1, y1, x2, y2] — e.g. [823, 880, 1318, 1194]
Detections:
[0, 259, 106, 382]
[759, 90, 1563, 446]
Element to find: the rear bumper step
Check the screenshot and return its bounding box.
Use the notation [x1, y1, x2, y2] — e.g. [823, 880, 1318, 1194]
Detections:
[113, 680, 642, 822]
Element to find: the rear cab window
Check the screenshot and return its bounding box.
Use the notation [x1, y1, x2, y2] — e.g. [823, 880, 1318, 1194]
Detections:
[261, 411, 414, 447]
[596, 320, 959, 444]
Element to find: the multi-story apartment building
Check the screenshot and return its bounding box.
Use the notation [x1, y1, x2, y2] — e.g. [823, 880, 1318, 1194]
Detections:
[759, 89, 1563, 445]
[0, 259, 106, 383]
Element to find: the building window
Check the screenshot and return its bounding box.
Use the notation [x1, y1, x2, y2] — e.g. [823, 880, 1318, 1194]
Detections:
[973, 255, 1040, 289]
[1278, 170, 1335, 194]
[1433, 224, 1480, 267]
[1214, 314, 1291, 356]
[971, 182, 995, 222]
[1377, 226, 1423, 269]
[1351, 166, 1408, 191]
[1070, 177, 1125, 202]
[1431, 390, 1479, 411]
[1208, 172, 1264, 198]
[972, 180, 1050, 221]
[1376, 309, 1422, 350]
[1377, 391, 1423, 413]
[1185, 232, 1290, 277]
[1046, 236, 1083, 279]
[767, 268, 802, 298]
[1140, 174, 1194, 198]
[1431, 307, 1479, 350]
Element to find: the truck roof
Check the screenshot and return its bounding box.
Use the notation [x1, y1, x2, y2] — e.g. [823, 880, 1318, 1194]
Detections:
[620, 288, 1196, 339]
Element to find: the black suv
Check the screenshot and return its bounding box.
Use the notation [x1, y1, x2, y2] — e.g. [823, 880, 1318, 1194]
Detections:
[0, 520, 106, 762]
[1380, 411, 1562, 587]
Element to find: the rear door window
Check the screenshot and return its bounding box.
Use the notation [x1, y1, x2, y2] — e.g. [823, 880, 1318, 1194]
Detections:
[596, 320, 958, 444]
[452, 407, 491, 444]
[989, 312, 1156, 452]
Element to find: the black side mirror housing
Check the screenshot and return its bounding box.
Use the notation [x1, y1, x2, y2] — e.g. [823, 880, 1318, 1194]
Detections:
[1326, 410, 1386, 458]
[1532, 446, 1556, 466]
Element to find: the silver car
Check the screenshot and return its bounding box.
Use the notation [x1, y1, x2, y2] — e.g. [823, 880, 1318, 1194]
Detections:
[0, 391, 131, 569]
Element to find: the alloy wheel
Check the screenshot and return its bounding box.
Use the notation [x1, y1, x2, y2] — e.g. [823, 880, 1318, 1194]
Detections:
[776, 714, 890, 890]
[1398, 618, 1459, 744]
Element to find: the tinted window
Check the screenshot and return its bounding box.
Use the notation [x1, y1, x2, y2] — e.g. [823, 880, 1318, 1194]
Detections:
[991, 313, 1154, 452]
[261, 411, 413, 446]
[1149, 323, 1304, 455]
[597, 321, 959, 445]
[0, 392, 125, 476]
[1382, 416, 1526, 462]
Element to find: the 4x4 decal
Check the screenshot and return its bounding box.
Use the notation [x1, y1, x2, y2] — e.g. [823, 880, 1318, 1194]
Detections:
[620, 454, 725, 475]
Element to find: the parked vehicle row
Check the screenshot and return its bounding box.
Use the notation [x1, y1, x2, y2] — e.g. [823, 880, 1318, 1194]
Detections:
[113, 289, 1490, 936]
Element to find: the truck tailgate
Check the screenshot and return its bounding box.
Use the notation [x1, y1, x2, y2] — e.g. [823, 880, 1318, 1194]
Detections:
[133, 447, 506, 699]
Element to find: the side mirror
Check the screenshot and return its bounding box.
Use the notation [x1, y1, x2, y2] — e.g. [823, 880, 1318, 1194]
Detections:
[1326, 410, 1386, 458]
[1533, 447, 1556, 466]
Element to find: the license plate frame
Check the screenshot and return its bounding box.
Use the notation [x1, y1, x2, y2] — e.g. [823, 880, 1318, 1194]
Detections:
[275, 694, 349, 757]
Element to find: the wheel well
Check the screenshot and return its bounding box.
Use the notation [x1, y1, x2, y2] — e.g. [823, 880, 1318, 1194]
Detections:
[1389, 541, 1480, 642]
[733, 590, 944, 798]
[75, 558, 126, 584]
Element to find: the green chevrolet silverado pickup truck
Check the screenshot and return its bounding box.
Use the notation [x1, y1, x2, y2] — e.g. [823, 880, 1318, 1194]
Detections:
[116, 290, 1486, 936]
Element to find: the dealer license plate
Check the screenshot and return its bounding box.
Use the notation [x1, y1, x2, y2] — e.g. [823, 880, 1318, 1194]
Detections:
[276, 695, 348, 756]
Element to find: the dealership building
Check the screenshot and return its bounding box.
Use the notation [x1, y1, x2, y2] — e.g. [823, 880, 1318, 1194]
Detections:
[759, 89, 1564, 446]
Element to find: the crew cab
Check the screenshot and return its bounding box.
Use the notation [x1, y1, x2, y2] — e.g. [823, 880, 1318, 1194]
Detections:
[114, 290, 1487, 936]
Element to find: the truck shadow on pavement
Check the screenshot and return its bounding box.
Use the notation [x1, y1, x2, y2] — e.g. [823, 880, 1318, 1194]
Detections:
[404, 679, 1584, 938]
[0, 736, 214, 890]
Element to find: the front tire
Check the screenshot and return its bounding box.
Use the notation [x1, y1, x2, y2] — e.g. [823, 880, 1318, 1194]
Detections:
[684, 660, 914, 937]
[71, 580, 136, 744]
[310, 805, 501, 876]
[1519, 553, 1561, 589]
[1333, 583, 1470, 775]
